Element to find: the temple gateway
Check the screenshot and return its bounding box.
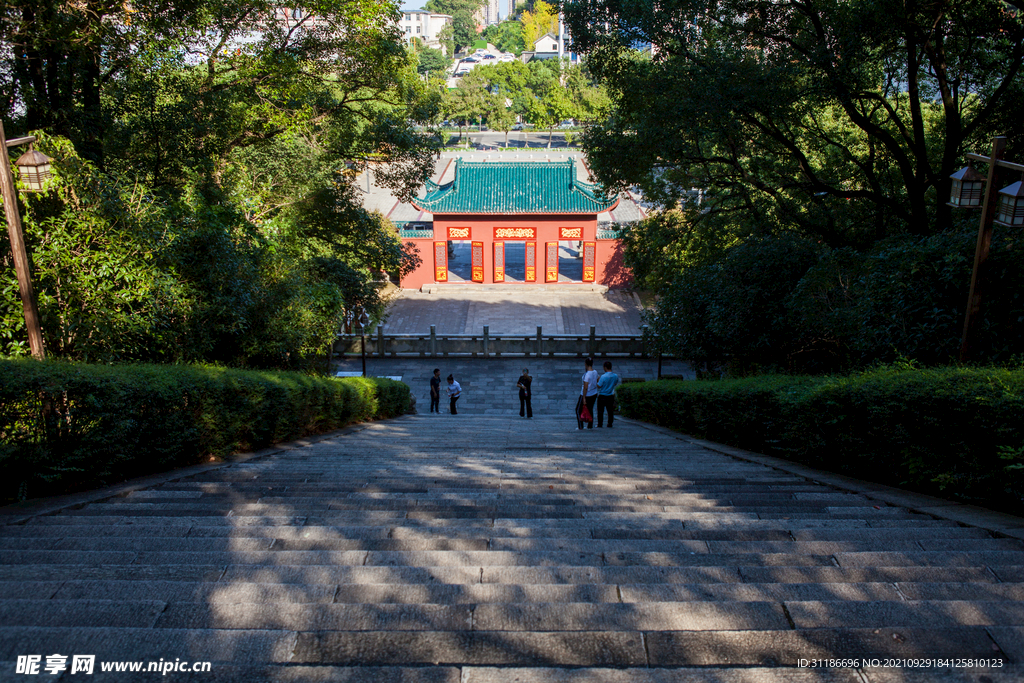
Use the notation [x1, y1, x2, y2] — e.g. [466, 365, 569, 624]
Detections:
[388, 156, 640, 289]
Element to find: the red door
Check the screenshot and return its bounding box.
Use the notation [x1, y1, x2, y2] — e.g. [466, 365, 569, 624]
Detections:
[525, 241, 536, 282]
[493, 241, 505, 282]
[471, 241, 485, 282]
[434, 241, 448, 282]
[582, 241, 596, 282]
[545, 241, 559, 282]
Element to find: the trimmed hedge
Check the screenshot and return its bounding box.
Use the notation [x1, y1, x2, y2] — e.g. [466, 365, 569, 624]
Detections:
[0, 360, 410, 502]
[618, 367, 1024, 513]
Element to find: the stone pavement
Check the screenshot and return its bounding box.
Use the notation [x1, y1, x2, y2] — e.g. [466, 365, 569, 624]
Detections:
[381, 288, 644, 336]
[2, 415, 1023, 682]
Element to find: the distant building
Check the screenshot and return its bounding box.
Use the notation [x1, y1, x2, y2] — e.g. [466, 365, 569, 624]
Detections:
[473, 0, 501, 27]
[399, 9, 453, 53]
[399, 159, 632, 288]
[526, 22, 576, 62]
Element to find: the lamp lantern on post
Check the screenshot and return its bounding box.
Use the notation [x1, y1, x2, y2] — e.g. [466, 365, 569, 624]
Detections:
[14, 147, 52, 192]
[994, 179, 1024, 227]
[952, 136, 1024, 361]
[948, 165, 985, 208]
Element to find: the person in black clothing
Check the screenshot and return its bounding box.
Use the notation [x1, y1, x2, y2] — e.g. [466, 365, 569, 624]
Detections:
[429, 368, 441, 413]
[517, 368, 533, 418]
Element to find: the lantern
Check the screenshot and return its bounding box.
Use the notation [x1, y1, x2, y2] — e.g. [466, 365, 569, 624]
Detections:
[14, 148, 52, 192]
[948, 165, 985, 208]
[994, 180, 1024, 228]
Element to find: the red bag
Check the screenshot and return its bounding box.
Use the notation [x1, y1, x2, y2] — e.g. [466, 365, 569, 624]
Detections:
[580, 403, 592, 423]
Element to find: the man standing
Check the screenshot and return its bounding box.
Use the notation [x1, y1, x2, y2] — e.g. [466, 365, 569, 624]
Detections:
[596, 361, 621, 428]
[517, 368, 533, 418]
[429, 368, 441, 413]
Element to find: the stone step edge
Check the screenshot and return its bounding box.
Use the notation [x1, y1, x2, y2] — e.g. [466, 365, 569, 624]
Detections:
[630, 422, 1024, 540]
[0, 424, 375, 525]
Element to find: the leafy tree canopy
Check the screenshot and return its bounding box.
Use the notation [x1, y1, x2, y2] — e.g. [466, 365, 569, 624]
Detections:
[425, 0, 485, 51]
[563, 0, 1024, 245]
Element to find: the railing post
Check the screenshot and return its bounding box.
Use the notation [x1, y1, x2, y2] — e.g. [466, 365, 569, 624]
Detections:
[430, 325, 437, 358]
[589, 325, 596, 358]
[641, 324, 649, 358]
[536, 326, 542, 357]
[377, 324, 385, 358]
[483, 325, 489, 358]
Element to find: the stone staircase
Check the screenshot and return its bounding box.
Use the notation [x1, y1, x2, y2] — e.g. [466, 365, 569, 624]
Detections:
[1, 415, 1022, 682]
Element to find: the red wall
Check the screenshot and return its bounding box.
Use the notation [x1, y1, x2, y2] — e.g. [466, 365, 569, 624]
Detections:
[399, 214, 632, 289]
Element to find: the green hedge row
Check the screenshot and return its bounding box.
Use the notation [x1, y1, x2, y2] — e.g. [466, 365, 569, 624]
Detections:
[0, 360, 411, 502]
[618, 366, 1024, 512]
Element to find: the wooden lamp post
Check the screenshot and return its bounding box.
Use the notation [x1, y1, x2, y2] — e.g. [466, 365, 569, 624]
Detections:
[0, 122, 52, 360]
[951, 136, 1024, 362]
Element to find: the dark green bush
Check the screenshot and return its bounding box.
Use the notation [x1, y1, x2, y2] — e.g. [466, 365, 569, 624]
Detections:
[618, 366, 1024, 512]
[0, 359, 410, 502]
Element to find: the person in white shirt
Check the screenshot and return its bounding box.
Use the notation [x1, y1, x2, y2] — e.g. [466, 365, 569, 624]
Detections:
[446, 374, 462, 414]
[575, 357, 599, 429]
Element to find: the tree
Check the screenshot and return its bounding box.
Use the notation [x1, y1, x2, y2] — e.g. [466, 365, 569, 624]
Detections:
[487, 96, 517, 146]
[531, 87, 573, 148]
[1, 0, 411, 176]
[0, 0, 443, 369]
[417, 48, 452, 76]
[445, 69, 490, 142]
[520, 0, 558, 47]
[482, 19, 527, 55]
[563, 0, 1024, 244]
[425, 0, 485, 52]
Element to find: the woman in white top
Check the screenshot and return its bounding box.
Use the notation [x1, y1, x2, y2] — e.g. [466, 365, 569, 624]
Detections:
[446, 374, 462, 415]
[576, 357, 598, 429]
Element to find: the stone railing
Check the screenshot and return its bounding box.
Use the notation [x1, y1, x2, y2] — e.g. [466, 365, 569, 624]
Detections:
[335, 325, 652, 358]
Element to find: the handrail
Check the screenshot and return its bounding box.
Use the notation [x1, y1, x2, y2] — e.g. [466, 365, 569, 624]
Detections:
[334, 324, 653, 358]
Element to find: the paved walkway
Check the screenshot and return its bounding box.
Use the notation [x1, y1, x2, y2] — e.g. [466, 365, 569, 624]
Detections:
[333, 358, 695, 417]
[381, 288, 644, 336]
[2, 416, 1022, 681]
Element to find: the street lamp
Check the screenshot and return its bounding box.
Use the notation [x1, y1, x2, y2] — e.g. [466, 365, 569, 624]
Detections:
[994, 180, 1024, 227]
[949, 136, 1024, 361]
[358, 308, 370, 377]
[0, 122, 52, 360]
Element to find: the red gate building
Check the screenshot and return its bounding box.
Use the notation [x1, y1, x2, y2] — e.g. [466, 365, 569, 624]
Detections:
[400, 159, 630, 289]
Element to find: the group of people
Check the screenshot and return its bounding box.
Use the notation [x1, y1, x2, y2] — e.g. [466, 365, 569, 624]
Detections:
[426, 358, 622, 428]
[428, 369, 462, 414]
[575, 358, 621, 429]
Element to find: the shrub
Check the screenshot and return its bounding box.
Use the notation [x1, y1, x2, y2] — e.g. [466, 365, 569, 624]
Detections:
[0, 359, 410, 502]
[618, 366, 1024, 513]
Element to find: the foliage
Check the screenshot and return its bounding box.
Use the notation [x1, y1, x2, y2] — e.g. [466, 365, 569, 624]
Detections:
[617, 366, 1024, 514]
[564, 0, 1024, 241]
[416, 47, 452, 75]
[0, 134, 415, 369]
[0, 358, 410, 502]
[425, 0, 484, 51]
[645, 228, 1024, 373]
[619, 210, 740, 295]
[520, 0, 559, 46]
[647, 234, 824, 375]
[0, 0, 442, 369]
[482, 20, 527, 55]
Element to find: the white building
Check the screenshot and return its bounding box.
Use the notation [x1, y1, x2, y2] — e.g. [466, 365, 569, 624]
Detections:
[399, 9, 453, 53]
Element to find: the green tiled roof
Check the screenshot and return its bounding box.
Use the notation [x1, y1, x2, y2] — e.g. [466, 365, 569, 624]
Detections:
[411, 160, 619, 214]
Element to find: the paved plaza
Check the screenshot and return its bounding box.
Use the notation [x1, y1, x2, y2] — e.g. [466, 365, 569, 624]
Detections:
[381, 287, 645, 336]
[2, 415, 1022, 681]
